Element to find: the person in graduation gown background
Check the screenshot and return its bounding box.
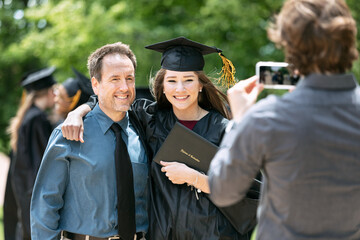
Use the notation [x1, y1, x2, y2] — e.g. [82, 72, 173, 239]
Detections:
[61, 37, 259, 240]
[53, 67, 94, 124]
[7, 67, 57, 240]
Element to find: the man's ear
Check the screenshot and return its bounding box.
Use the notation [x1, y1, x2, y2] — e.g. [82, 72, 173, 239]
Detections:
[91, 77, 99, 95]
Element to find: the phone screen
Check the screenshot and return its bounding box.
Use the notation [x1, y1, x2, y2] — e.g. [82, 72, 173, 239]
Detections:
[256, 62, 299, 89]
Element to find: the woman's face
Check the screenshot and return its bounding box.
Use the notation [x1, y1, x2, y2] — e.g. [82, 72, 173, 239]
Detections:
[163, 70, 202, 113]
[46, 86, 56, 109]
[54, 85, 72, 117]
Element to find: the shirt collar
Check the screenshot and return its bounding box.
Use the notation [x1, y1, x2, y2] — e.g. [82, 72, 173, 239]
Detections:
[92, 104, 129, 136]
[116, 112, 129, 136]
[297, 73, 358, 90]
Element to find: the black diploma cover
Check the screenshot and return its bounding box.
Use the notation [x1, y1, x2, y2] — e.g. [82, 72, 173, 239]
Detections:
[153, 122, 218, 172]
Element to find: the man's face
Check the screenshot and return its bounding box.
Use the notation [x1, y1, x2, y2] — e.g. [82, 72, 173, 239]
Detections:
[92, 54, 135, 121]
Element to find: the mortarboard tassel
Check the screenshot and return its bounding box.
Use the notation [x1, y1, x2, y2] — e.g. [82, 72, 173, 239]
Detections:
[218, 52, 236, 88]
[67, 89, 82, 112]
[20, 90, 27, 105]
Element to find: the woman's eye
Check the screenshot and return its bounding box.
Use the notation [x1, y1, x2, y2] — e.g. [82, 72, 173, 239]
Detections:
[167, 79, 176, 83]
[185, 79, 193, 82]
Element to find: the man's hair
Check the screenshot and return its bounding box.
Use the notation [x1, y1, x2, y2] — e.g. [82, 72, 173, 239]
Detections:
[268, 0, 358, 75]
[87, 42, 137, 81]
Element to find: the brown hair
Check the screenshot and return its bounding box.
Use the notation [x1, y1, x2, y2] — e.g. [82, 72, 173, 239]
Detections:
[87, 42, 137, 81]
[150, 68, 230, 119]
[268, 0, 358, 75]
[7, 88, 50, 152]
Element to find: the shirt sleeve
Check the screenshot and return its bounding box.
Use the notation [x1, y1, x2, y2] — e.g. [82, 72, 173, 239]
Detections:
[208, 113, 266, 207]
[30, 128, 70, 240]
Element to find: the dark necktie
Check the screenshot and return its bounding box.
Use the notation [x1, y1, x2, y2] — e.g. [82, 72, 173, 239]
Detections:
[110, 123, 136, 240]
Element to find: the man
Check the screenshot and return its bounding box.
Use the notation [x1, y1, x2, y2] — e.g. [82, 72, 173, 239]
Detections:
[31, 42, 149, 240]
[208, 0, 360, 239]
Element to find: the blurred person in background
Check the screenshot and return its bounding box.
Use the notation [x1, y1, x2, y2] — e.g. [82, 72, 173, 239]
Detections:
[7, 67, 57, 240]
[3, 150, 18, 240]
[53, 67, 93, 124]
[208, 0, 360, 239]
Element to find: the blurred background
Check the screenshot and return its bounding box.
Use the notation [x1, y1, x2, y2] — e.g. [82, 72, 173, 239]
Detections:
[0, 0, 359, 153]
[0, 1, 359, 236]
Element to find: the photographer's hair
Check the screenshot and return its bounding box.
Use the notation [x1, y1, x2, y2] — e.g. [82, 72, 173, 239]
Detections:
[87, 42, 137, 81]
[268, 0, 358, 75]
[150, 68, 230, 119]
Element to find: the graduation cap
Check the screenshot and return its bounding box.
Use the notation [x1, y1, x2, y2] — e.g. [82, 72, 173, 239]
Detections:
[145, 36, 236, 88]
[62, 67, 94, 111]
[21, 66, 56, 92]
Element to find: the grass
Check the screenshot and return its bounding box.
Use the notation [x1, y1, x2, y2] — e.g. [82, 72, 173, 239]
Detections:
[250, 225, 257, 240]
[0, 206, 4, 240]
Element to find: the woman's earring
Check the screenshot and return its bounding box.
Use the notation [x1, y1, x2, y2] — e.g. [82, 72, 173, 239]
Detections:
[163, 91, 165, 94]
[199, 89, 202, 92]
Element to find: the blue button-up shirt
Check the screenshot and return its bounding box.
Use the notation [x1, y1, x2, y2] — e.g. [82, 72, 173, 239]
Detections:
[31, 104, 148, 240]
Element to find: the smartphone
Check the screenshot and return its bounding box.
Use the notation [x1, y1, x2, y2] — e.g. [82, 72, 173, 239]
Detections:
[256, 61, 297, 90]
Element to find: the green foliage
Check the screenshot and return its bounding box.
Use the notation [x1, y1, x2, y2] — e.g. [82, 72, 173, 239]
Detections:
[0, 0, 359, 152]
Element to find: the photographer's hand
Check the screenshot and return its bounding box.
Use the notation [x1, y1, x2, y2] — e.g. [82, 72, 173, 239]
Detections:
[227, 76, 263, 122]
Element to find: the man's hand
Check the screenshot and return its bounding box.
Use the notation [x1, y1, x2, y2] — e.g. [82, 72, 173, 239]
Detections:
[227, 76, 263, 122]
[61, 104, 91, 142]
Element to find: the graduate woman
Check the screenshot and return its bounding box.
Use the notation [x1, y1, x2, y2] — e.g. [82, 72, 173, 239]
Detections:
[61, 37, 258, 240]
[7, 67, 57, 239]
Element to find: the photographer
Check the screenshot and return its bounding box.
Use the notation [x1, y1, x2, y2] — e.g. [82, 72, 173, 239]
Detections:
[208, 0, 360, 239]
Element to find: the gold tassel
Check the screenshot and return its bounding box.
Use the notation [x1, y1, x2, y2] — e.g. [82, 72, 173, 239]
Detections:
[20, 90, 27, 105]
[218, 52, 236, 88]
[67, 89, 82, 112]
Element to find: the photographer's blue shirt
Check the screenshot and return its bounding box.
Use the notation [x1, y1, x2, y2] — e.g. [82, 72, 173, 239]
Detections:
[30, 104, 148, 240]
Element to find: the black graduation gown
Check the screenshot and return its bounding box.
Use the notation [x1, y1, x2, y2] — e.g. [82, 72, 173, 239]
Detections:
[132, 99, 252, 240]
[4, 150, 19, 240]
[11, 105, 53, 240]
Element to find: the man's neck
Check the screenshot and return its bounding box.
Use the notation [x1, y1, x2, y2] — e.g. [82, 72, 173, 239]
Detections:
[98, 104, 126, 122]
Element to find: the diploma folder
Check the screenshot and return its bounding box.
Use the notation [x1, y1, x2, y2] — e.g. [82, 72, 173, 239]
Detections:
[153, 122, 218, 172]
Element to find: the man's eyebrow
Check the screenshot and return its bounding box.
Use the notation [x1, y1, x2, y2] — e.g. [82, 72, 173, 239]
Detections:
[109, 73, 135, 78]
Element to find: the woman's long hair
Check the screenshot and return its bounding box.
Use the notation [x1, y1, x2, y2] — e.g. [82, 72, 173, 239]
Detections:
[150, 68, 230, 119]
[7, 88, 49, 152]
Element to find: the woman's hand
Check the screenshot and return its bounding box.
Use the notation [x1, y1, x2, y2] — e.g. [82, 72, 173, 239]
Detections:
[160, 161, 210, 193]
[227, 76, 263, 122]
[61, 104, 91, 142]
